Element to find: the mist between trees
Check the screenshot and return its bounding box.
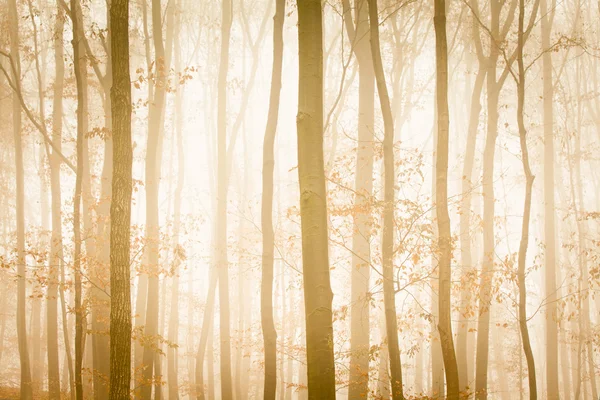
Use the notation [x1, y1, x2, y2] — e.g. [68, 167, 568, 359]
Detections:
[0, 0, 598, 399]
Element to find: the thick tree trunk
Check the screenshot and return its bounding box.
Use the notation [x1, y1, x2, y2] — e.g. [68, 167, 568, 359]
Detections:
[260, 0, 285, 397]
[296, 0, 337, 398]
[108, 0, 133, 395]
[8, 0, 34, 397]
[367, 0, 403, 398]
[433, 0, 460, 397]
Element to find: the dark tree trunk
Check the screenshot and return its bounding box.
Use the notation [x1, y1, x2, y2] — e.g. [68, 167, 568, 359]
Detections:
[108, 0, 133, 395]
[296, 0, 337, 397]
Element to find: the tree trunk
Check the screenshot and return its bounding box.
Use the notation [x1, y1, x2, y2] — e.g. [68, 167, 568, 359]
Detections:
[69, 0, 86, 397]
[296, 0, 337, 397]
[366, 0, 403, 398]
[433, 0, 460, 397]
[8, 0, 34, 396]
[195, 269, 217, 400]
[108, 0, 133, 395]
[342, 1, 375, 397]
[167, 13, 184, 399]
[47, 5, 65, 398]
[540, 0, 559, 398]
[515, 3, 537, 396]
[457, 58, 485, 397]
[260, 0, 285, 397]
[216, 0, 234, 398]
[475, 3, 501, 395]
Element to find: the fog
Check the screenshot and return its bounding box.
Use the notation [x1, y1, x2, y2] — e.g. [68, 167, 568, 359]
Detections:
[0, 0, 598, 399]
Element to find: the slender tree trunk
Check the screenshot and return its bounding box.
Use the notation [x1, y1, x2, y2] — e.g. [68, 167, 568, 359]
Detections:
[515, 3, 537, 396]
[108, 0, 133, 395]
[366, 0, 403, 397]
[296, 0, 337, 397]
[342, 1, 375, 397]
[260, 0, 285, 397]
[47, 5, 65, 398]
[457, 62, 485, 397]
[540, 0, 559, 398]
[167, 17, 184, 400]
[70, 0, 86, 397]
[8, 0, 33, 396]
[433, 0, 460, 397]
[215, 0, 234, 397]
[475, 4, 501, 396]
[195, 270, 217, 400]
[140, 0, 169, 396]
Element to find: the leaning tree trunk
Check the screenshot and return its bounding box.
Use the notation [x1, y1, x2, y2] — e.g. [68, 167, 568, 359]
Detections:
[296, 0, 337, 398]
[108, 0, 133, 395]
[433, 0, 460, 397]
[260, 0, 285, 397]
[515, 1, 537, 396]
[366, 0, 403, 398]
[8, 0, 33, 397]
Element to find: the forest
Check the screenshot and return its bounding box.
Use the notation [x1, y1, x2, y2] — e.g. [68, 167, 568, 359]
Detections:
[0, 0, 598, 398]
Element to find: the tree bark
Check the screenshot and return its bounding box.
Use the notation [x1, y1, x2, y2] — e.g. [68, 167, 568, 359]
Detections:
[540, 0, 559, 398]
[108, 0, 133, 395]
[341, 1, 375, 397]
[515, 1, 537, 396]
[8, 0, 34, 396]
[47, 4, 65, 398]
[215, 0, 234, 398]
[366, 0, 403, 398]
[69, 0, 86, 397]
[167, 10, 183, 398]
[296, 0, 337, 398]
[260, 0, 285, 397]
[434, 0, 460, 397]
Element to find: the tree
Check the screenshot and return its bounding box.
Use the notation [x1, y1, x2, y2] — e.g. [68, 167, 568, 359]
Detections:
[140, 0, 170, 396]
[47, 3, 66, 398]
[7, 0, 34, 397]
[216, 0, 234, 398]
[69, 0, 86, 396]
[108, 0, 133, 395]
[340, 1, 375, 397]
[433, 0, 460, 397]
[540, 0, 559, 398]
[260, 0, 285, 397]
[296, 0, 337, 397]
[366, 0, 403, 397]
